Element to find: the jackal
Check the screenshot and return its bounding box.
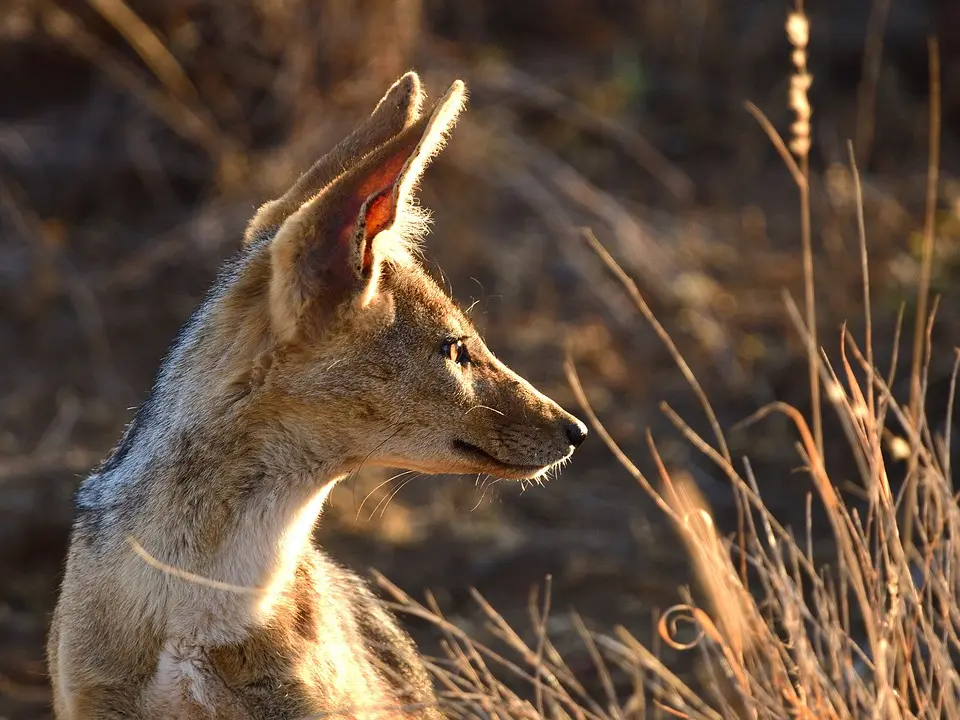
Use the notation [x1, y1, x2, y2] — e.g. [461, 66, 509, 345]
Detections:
[48, 72, 587, 719]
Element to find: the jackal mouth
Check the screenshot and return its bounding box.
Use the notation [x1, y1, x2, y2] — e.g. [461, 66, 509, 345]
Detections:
[452, 439, 552, 477]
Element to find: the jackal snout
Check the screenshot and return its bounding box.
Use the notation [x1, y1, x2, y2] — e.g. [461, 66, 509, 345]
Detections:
[446, 353, 588, 480]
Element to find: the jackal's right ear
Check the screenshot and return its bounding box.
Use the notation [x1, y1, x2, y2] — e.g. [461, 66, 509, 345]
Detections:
[267, 80, 466, 341]
[243, 71, 424, 246]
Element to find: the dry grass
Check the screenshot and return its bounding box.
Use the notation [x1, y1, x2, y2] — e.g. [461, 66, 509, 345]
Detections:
[383, 216, 960, 717]
[378, 10, 960, 720]
[384, 231, 960, 717]
[1, 2, 956, 718]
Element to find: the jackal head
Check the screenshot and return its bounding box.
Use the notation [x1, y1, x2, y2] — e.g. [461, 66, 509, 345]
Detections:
[221, 72, 585, 481]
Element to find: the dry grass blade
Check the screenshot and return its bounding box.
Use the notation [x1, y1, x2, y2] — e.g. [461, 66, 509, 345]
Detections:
[530, 579, 553, 718]
[847, 141, 875, 422]
[569, 613, 622, 719]
[853, 0, 892, 164]
[903, 37, 942, 550]
[43, 4, 239, 182]
[377, 572, 610, 719]
[478, 63, 695, 203]
[785, 4, 821, 458]
[578, 229, 730, 464]
[0, 172, 123, 399]
[125, 536, 265, 595]
[743, 6, 821, 457]
[943, 351, 960, 481]
[742, 102, 804, 189]
[495, 132, 680, 305]
[649, 465, 756, 670]
[565, 354, 682, 526]
[85, 0, 201, 104]
[606, 628, 721, 720]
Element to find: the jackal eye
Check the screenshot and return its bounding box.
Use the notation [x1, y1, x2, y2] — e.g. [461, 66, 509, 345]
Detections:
[442, 339, 471, 366]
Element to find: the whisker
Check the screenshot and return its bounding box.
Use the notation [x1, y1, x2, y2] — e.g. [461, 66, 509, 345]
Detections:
[470, 476, 490, 512]
[347, 427, 405, 513]
[472, 475, 501, 511]
[369, 474, 417, 521]
[357, 470, 415, 521]
[376, 474, 422, 519]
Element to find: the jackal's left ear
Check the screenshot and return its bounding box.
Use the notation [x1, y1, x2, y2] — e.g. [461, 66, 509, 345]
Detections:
[245, 71, 424, 246]
[268, 80, 466, 341]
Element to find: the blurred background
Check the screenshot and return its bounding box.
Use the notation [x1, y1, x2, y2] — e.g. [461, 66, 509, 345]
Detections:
[1, 0, 959, 716]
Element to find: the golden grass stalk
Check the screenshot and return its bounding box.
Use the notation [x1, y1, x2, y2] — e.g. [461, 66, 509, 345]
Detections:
[786, 11, 812, 160]
[902, 38, 942, 551]
[745, 5, 821, 458]
[786, 5, 822, 460]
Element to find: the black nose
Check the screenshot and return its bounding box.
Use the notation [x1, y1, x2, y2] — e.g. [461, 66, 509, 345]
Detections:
[565, 419, 588, 448]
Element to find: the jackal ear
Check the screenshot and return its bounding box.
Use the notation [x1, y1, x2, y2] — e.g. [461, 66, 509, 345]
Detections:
[268, 80, 467, 341]
[243, 71, 424, 246]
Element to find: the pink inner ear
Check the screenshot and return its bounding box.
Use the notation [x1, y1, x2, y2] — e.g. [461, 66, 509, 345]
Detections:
[361, 189, 395, 273]
[355, 150, 408, 204]
[298, 134, 420, 312]
[336, 147, 410, 275]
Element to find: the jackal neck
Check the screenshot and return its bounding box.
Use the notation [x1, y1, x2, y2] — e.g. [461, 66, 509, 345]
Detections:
[78, 398, 343, 568]
[73, 245, 361, 608]
[76, 356, 346, 607]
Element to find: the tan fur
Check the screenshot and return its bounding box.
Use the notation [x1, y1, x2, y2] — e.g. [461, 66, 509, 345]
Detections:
[49, 72, 587, 719]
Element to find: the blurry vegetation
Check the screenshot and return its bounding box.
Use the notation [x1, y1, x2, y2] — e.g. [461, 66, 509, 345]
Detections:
[2, 0, 960, 717]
